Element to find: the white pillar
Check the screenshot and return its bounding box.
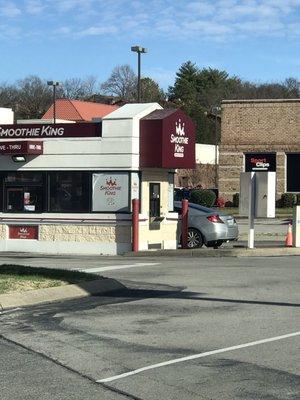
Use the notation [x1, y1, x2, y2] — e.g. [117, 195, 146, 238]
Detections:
[248, 172, 256, 249]
[293, 206, 300, 247]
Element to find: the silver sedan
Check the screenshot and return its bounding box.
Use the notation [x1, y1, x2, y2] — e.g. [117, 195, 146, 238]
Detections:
[174, 201, 239, 248]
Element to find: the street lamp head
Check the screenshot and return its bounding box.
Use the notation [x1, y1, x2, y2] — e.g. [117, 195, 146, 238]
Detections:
[47, 81, 61, 86]
[131, 45, 147, 53]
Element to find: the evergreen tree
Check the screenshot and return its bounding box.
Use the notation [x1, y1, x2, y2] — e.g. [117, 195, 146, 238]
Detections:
[168, 62, 217, 143]
[140, 77, 166, 104]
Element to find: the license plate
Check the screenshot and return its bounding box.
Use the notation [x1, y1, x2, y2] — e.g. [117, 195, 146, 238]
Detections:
[228, 219, 234, 226]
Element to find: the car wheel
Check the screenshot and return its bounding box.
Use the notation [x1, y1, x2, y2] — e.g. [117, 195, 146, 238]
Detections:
[187, 228, 203, 248]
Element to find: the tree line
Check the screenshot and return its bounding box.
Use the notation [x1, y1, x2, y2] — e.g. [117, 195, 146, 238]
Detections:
[0, 62, 299, 143]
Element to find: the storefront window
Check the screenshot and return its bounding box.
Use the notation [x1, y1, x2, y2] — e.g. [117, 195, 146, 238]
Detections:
[286, 153, 300, 192]
[4, 172, 43, 184]
[0, 171, 131, 214]
[49, 172, 90, 212]
[3, 172, 44, 213]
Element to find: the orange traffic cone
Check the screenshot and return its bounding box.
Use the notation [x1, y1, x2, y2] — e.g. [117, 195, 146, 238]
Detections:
[285, 223, 293, 247]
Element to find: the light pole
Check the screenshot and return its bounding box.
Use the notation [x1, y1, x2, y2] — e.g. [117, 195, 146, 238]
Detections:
[211, 106, 221, 188]
[47, 81, 61, 123]
[131, 46, 147, 103]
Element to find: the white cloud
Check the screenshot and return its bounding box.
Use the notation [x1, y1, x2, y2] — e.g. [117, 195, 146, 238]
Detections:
[77, 25, 119, 36]
[186, 1, 215, 16]
[2, 0, 300, 42]
[53, 0, 93, 12]
[234, 19, 285, 36]
[25, 0, 44, 14]
[0, 24, 21, 38]
[53, 26, 72, 35]
[0, 1, 21, 17]
[182, 20, 233, 36]
[288, 22, 300, 36]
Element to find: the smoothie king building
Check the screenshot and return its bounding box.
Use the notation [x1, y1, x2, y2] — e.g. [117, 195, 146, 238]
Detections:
[0, 103, 195, 255]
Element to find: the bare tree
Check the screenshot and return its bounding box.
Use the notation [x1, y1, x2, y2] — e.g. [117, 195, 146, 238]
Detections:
[0, 83, 18, 109]
[16, 76, 52, 119]
[283, 77, 300, 98]
[100, 65, 137, 101]
[177, 164, 216, 188]
[61, 76, 97, 99]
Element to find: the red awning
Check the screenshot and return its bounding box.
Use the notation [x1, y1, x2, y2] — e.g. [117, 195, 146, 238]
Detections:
[0, 141, 43, 155]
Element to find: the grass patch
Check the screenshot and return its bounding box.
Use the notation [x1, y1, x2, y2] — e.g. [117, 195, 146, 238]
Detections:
[0, 265, 100, 295]
[275, 208, 293, 217]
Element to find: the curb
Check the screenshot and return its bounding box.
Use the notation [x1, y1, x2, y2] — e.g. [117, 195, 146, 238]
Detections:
[0, 278, 125, 311]
[125, 247, 300, 258]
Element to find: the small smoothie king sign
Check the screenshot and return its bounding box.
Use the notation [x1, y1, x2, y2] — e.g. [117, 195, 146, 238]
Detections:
[92, 173, 129, 212]
[9, 226, 38, 239]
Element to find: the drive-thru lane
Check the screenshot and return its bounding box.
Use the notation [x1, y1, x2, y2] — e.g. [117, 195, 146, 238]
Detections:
[1, 256, 299, 400]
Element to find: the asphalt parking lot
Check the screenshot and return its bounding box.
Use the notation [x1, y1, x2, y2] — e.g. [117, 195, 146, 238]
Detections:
[1, 255, 299, 399]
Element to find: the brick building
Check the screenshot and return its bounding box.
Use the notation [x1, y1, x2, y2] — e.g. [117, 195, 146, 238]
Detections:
[219, 99, 300, 201]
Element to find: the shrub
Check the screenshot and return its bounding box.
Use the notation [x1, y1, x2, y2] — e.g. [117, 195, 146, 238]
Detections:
[190, 189, 216, 207]
[225, 200, 234, 207]
[280, 193, 295, 208]
[276, 198, 283, 208]
[232, 193, 239, 208]
[215, 197, 226, 207]
[174, 188, 183, 201]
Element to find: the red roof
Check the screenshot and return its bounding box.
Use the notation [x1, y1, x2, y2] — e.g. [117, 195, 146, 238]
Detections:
[42, 99, 118, 122]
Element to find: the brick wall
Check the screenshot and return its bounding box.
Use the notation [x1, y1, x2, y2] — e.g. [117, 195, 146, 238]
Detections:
[219, 100, 300, 201]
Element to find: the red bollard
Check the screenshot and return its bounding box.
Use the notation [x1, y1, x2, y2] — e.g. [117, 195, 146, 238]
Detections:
[132, 199, 139, 252]
[181, 199, 189, 249]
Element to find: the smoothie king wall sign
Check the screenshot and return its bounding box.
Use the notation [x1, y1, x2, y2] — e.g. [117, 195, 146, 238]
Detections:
[170, 119, 189, 158]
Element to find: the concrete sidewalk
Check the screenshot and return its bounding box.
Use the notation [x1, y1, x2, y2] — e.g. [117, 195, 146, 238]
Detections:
[0, 240, 298, 261]
[0, 278, 125, 311]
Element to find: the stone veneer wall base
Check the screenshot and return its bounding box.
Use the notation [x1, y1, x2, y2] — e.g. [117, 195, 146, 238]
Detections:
[0, 239, 131, 256]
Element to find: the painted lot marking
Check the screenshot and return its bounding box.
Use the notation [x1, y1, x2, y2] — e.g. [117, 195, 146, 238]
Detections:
[0, 307, 22, 315]
[97, 331, 300, 383]
[81, 262, 160, 273]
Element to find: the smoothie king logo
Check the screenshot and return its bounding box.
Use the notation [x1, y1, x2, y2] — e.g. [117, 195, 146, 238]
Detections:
[106, 178, 117, 187]
[170, 119, 189, 158]
[17, 227, 31, 239]
[0, 125, 64, 137]
[100, 177, 121, 195]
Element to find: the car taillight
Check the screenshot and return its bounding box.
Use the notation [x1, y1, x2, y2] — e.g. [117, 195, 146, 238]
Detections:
[207, 214, 224, 223]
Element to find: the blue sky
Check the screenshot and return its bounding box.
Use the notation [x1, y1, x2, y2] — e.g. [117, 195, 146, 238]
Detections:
[0, 0, 299, 90]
